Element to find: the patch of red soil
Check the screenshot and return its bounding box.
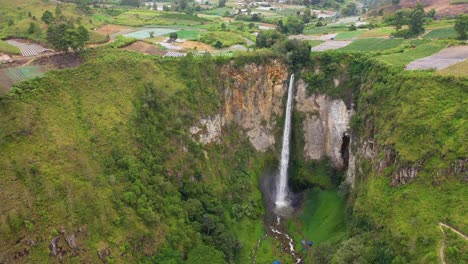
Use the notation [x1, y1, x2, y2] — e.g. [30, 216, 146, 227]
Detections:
[122, 41, 167, 56]
[95, 24, 132, 35]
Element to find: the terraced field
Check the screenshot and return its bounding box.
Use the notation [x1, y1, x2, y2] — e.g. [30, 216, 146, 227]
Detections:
[5, 40, 46, 56]
[0, 66, 44, 94]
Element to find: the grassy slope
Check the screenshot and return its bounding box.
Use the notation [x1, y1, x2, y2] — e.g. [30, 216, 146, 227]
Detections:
[437, 59, 468, 77]
[0, 54, 155, 262]
[301, 53, 467, 263]
[0, 40, 21, 55]
[424, 27, 458, 39]
[352, 61, 467, 262]
[340, 38, 406, 52]
[377, 41, 447, 66]
[354, 177, 467, 263]
[0, 50, 278, 263]
[334, 30, 365, 40]
[199, 31, 247, 47]
[443, 226, 468, 263]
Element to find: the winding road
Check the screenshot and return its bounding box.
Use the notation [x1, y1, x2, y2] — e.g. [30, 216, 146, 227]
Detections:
[438, 222, 467, 264]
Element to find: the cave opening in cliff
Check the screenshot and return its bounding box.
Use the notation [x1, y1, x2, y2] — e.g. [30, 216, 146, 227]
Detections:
[341, 134, 350, 169]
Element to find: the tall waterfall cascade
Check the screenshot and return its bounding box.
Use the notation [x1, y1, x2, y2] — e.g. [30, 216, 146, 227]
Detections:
[275, 74, 294, 208]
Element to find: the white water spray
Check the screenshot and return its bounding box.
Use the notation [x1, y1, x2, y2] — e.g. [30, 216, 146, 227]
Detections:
[275, 74, 294, 208]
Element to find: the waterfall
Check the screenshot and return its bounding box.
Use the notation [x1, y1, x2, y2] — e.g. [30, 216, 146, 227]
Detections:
[275, 74, 294, 208]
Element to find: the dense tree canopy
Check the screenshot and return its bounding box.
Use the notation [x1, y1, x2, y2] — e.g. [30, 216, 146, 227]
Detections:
[454, 14, 468, 40]
[46, 23, 89, 52]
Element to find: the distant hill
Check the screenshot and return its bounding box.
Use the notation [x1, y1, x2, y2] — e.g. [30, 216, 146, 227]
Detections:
[398, 0, 468, 17]
[367, 0, 467, 17]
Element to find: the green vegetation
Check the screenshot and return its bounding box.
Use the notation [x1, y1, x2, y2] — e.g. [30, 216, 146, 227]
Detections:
[450, 0, 468, 4]
[295, 188, 347, 243]
[166, 29, 201, 40]
[299, 52, 467, 263]
[0, 0, 467, 263]
[424, 27, 458, 39]
[454, 14, 468, 40]
[437, 60, 468, 77]
[377, 41, 446, 66]
[47, 23, 90, 52]
[3, 66, 44, 82]
[307, 39, 325, 48]
[340, 38, 406, 52]
[334, 30, 364, 40]
[443, 226, 468, 264]
[0, 40, 20, 55]
[199, 31, 246, 48]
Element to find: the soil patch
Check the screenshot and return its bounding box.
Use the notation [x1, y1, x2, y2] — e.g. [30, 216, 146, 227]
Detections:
[311, 40, 352, 51]
[122, 41, 167, 56]
[95, 24, 132, 35]
[174, 41, 214, 52]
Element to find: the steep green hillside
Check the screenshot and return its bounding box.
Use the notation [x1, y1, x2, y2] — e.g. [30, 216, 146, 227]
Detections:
[298, 53, 467, 263]
[0, 48, 466, 263]
[0, 50, 277, 263]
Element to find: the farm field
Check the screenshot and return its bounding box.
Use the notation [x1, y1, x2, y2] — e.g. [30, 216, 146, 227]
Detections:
[436, 59, 468, 77]
[377, 41, 448, 67]
[124, 28, 177, 39]
[358, 27, 394, 38]
[334, 30, 365, 40]
[0, 40, 20, 55]
[424, 27, 457, 39]
[199, 31, 247, 47]
[165, 29, 202, 40]
[3, 66, 44, 82]
[405, 46, 468, 70]
[339, 38, 406, 52]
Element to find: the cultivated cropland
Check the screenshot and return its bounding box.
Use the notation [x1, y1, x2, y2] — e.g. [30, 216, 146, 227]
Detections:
[0, 0, 467, 263]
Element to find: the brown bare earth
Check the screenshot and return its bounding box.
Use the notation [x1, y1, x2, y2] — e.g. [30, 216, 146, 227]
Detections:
[399, 0, 468, 17]
[174, 41, 214, 52]
[122, 41, 167, 56]
[95, 24, 132, 35]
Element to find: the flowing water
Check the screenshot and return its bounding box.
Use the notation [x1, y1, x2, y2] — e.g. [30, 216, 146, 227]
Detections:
[252, 75, 303, 264]
[275, 74, 295, 208]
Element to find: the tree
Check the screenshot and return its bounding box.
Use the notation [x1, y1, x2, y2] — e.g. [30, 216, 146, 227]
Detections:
[394, 10, 406, 31]
[409, 7, 424, 34]
[427, 8, 436, 19]
[169, 32, 178, 42]
[349, 24, 357, 31]
[28, 22, 40, 35]
[47, 23, 89, 52]
[41, 10, 54, 25]
[149, 31, 155, 38]
[55, 6, 62, 17]
[454, 14, 468, 40]
[255, 30, 285, 48]
[392, 0, 400, 5]
[213, 40, 223, 49]
[218, 0, 226, 7]
[186, 245, 226, 264]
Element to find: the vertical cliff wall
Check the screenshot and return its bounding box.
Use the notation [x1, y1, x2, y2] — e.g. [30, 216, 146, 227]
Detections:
[190, 60, 289, 152]
[295, 79, 353, 170]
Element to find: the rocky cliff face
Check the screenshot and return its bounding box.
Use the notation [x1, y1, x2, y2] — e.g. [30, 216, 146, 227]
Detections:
[295, 79, 353, 171]
[190, 60, 289, 151]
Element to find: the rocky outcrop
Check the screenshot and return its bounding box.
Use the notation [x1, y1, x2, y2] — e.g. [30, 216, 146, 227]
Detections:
[295, 79, 353, 170]
[190, 60, 289, 151]
[189, 114, 223, 145]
